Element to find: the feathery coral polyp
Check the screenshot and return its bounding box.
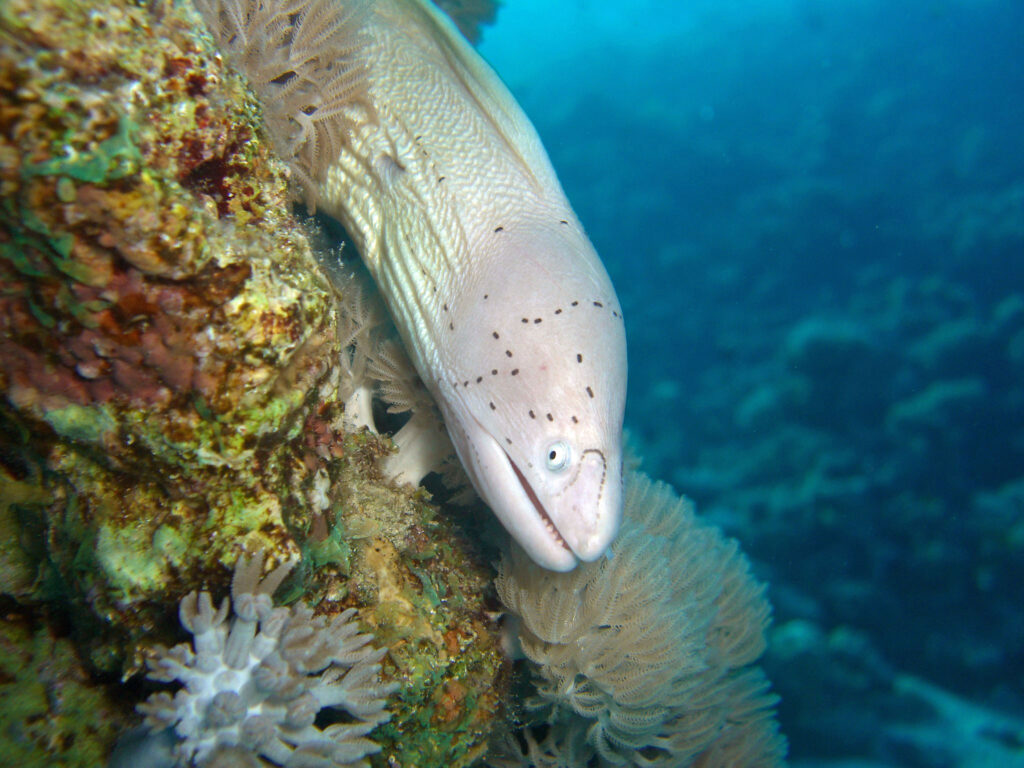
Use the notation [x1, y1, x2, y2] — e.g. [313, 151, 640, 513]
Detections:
[494, 472, 787, 767]
[139, 551, 397, 767]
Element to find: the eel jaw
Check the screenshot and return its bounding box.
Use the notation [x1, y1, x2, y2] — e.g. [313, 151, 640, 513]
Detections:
[452, 416, 579, 571]
[505, 451, 575, 560]
[486, 445, 580, 572]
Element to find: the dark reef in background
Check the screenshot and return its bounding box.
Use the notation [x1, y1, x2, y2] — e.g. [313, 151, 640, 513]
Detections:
[501, 0, 1024, 764]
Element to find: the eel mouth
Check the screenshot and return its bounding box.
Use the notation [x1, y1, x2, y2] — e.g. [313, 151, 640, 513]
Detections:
[505, 450, 571, 553]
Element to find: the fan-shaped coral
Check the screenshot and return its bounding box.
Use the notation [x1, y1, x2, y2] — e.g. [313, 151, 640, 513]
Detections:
[139, 551, 397, 767]
[494, 472, 786, 767]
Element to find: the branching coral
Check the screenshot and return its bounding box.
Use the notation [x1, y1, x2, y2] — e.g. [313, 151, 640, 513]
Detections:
[494, 472, 786, 767]
[139, 551, 397, 767]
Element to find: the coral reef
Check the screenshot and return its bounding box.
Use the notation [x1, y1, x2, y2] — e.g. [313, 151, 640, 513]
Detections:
[0, 0, 507, 764]
[1, 0, 340, 659]
[663, 277, 1024, 691]
[192, 0, 372, 205]
[493, 472, 786, 767]
[766, 618, 1024, 767]
[138, 551, 396, 767]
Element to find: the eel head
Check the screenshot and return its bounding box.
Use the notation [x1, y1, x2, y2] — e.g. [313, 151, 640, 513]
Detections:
[438, 221, 627, 571]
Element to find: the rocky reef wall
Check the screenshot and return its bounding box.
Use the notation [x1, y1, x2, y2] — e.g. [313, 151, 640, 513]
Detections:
[0, 1, 506, 764]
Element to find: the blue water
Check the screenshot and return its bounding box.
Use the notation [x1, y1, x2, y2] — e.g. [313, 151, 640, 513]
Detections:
[484, 2, 1024, 764]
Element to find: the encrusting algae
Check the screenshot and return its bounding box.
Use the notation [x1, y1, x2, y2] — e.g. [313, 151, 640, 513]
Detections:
[0, 0, 786, 766]
[0, 0, 506, 764]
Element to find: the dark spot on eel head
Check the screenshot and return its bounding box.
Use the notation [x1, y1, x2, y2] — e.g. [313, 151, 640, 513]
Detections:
[492, 331, 499, 339]
[489, 402, 496, 410]
[546, 413, 553, 422]
[529, 410, 536, 419]
[505, 350, 513, 357]
[476, 376, 483, 383]
[491, 369, 498, 375]
[586, 386, 594, 398]
[511, 368, 519, 375]
[576, 353, 583, 363]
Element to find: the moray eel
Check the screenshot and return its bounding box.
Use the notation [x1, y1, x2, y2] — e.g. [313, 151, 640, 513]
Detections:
[209, 0, 628, 570]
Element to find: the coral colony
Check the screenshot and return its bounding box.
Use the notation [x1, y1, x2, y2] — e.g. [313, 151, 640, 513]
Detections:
[139, 552, 397, 767]
[492, 474, 785, 766]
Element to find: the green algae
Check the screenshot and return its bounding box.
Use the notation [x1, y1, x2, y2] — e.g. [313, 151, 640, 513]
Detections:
[0, 468, 52, 597]
[0, 618, 127, 767]
[305, 505, 354, 573]
[115, 386, 308, 470]
[43, 404, 116, 445]
[94, 518, 190, 601]
[21, 114, 142, 184]
[0, 198, 98, 285]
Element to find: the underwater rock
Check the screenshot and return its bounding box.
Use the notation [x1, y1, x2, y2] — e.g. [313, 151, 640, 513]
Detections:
[0, 0, 506, 764]
[1, 0, 339, 650]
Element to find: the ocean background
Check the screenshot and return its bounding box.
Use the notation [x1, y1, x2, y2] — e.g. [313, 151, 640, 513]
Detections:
[482, 1, 1024, 765]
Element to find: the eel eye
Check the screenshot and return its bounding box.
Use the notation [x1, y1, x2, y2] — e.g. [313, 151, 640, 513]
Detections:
[545, 441, 571, 472]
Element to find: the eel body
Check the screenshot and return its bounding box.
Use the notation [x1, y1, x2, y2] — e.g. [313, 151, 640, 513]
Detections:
[322, 0, 627, 571]
[207, 0, 629, 570]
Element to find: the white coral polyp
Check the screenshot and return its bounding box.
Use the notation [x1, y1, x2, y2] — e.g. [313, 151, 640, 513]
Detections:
[139, 552, 397, 768]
